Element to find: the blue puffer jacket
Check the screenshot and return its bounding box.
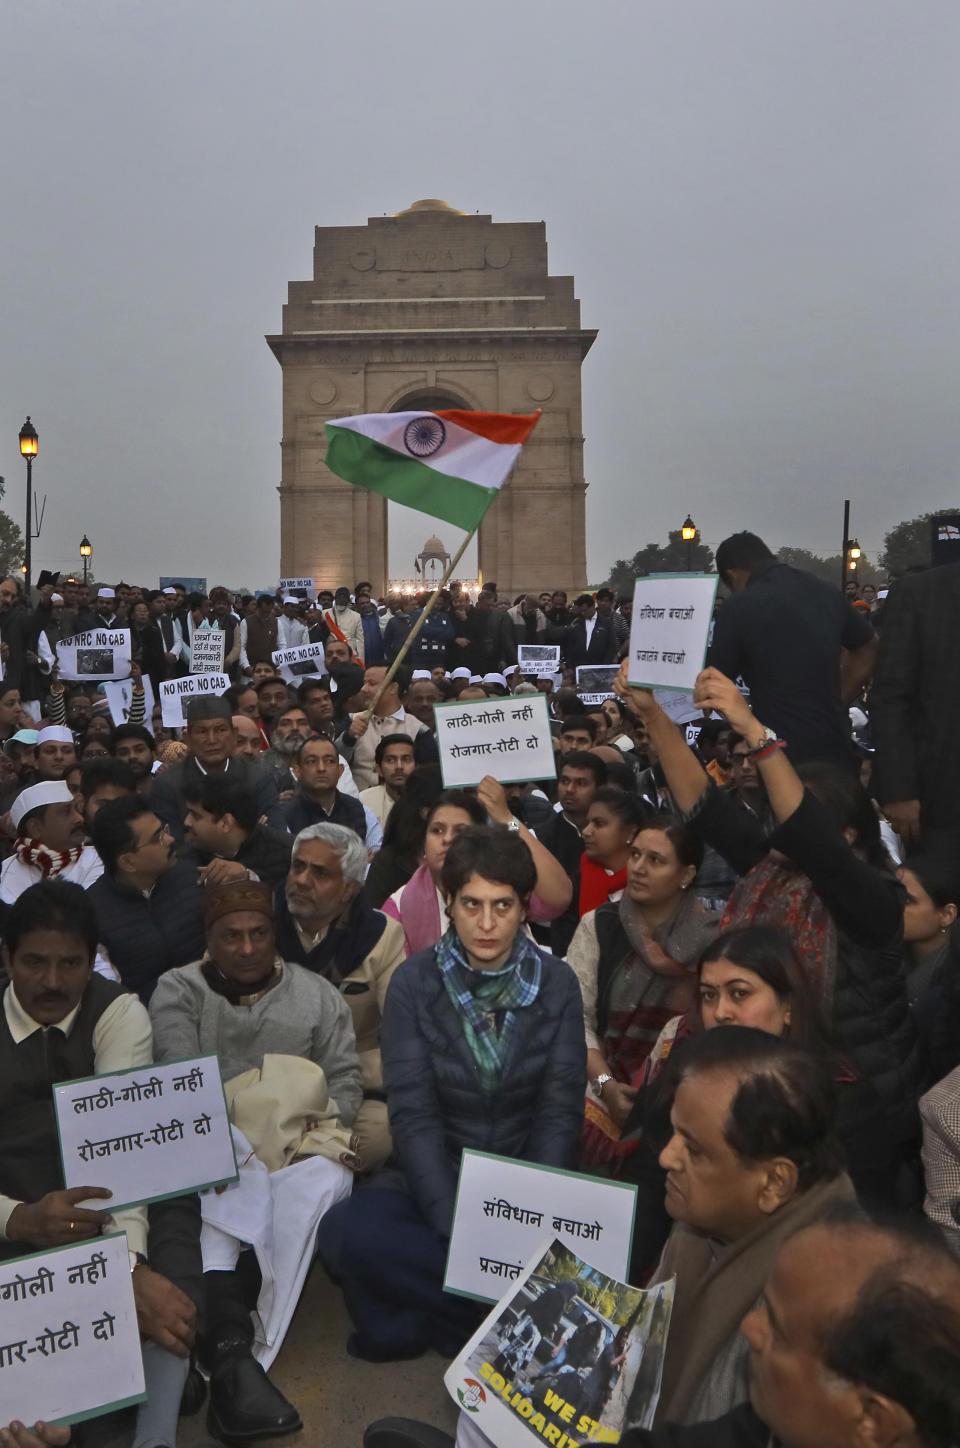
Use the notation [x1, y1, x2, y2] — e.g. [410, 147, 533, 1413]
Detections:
[381, 945, 587, 1237]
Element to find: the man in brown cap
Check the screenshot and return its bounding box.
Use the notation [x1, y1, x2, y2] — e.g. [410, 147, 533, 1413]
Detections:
[151, 694, 283, 840]
[148, 878, 362, 1442]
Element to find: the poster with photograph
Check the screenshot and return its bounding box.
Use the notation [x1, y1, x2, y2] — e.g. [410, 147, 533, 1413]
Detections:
[57, 630, 132, 683]
[576, 665, 620, 705]
[446, 1237, 675, 1448]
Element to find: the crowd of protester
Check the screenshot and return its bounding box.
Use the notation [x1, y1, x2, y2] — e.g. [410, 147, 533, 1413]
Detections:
[1, 533, 960, 1448]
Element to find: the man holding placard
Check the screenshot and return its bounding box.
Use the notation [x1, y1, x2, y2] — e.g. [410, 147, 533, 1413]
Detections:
[0, 881, 201, 1446]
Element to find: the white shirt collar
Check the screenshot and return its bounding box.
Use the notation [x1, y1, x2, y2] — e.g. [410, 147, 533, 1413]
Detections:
[4, 983, 82, 1044]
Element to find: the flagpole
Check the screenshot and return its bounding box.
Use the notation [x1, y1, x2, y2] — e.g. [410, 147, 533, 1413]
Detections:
[362, 527, 477, 718]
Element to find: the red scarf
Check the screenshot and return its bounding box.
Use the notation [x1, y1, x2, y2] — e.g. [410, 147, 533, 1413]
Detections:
[15, 836, 85, 879]
[721, 857, 838, 1004]
[578, 854, 628, 918]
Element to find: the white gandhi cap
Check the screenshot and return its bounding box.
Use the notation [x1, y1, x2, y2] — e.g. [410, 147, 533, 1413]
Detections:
[11, 781, 74, 831]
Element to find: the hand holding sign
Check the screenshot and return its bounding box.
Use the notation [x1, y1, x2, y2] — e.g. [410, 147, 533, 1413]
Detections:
[627, 574, 718, 693]
[6, 1187, 113, 1249]
[693, 667, 757, 736]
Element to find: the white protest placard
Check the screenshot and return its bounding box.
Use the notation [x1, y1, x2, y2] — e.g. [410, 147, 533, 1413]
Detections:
[278, 577, 316, 600]
[627, 574, 719, 693]
[103, 677, 157, 735]
[652, 687, 701, 726]
[435, 693, 557, 790]
[272, 641, 326, 670]
[576, 664, 620, 704]
[56, 630, 132, 683]
[190, 628, 226, 674]
[517, 644, 560, 677]
[445, 1235, 674, 1448]
[55, 1055, 237, 1211]
[444, 1149, 637, 1304]
[0, 1232, 145, 1426]
[159, 672, 230, 728]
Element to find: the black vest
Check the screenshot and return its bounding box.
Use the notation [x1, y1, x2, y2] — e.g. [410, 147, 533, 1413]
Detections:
[0, 976, 127, 1261]
[244, 612, 277, 666]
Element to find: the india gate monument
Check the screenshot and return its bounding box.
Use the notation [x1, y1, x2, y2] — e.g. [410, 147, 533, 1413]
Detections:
[266, 199, 596, 598]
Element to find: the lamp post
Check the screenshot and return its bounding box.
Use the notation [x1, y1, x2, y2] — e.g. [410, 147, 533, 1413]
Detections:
[80, 535, 92, 587]
[846, 538, 862, 592]
[681, 514, 697, 572]
[18, 417, 38, 595]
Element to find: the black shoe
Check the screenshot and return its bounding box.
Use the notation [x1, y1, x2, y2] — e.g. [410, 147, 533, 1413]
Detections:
[179, 1361, 208, 1417]
[207, 1346, 301, 1444]
[364, 1420, 455, 1448]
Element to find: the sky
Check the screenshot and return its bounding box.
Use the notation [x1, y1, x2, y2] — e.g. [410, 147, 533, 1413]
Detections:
[1, 0, 958, 591]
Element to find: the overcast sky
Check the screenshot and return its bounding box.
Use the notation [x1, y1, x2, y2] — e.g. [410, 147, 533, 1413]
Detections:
[2, 0, 957, 590]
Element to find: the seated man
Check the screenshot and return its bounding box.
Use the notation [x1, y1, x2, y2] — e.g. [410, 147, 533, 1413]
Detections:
[111, 722, 158, 796]
[183, 774, 292, 887]
[651, 1028, 855, 1426]
[151, 696, 281, 841]
[318, 826, 586, 1361]
[0, 881, 201, 1448]
[79, 755, 138, 829]
[337, 664, 424, 791]
[260, 704, 311, 795]
[88, 796, 206, 1001]
[149, 880, 363, 1442]
[275, 823, 406, 1171]
[360, 732, 416, 831]
[0, 782, 103, 902]
[32, 725, 78, 782]
[285, 734, 382, 847]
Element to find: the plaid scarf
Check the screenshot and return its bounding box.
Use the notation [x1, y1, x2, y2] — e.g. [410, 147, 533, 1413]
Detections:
[14, 836, 84, 879]
[722, 856, 838, 1006]
[436, 926, 542, 1093]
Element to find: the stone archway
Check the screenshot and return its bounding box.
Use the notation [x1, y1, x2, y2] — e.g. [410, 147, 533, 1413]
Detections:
[267, 201, 595, 596]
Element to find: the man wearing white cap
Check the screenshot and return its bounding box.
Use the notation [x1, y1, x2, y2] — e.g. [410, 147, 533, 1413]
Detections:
[0, 781, 103, 903]
[93, 586, 119, 629]
[276, 597, 309, 651]
[34, 725, 77, 782]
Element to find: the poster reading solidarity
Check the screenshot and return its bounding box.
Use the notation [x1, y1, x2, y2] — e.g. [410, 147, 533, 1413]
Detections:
[445, 1151, 637, 1305]
[55, 1056, 237, 1210]
[0, 1232, 145, 1426]
[445, 1236, 675, 1448]
[627, 576, 718, 693]
[57, 630, 132, 683]
[190, 629, 226, 674]
[278, 577, 316, 600]
[435, 694, 557, 790]
[518, 645, 561, 677]
[577, 665, 620, 705]
[159, 672, 230, 728]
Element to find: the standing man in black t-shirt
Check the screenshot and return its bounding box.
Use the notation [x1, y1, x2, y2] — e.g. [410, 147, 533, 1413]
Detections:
[708, 532, 877, 768]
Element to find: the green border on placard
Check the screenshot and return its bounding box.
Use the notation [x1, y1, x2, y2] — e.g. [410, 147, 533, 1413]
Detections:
[53, 1053, 239, 1212]
[434, 691, 558, 790]
[0, 1231, 149, 1424]
[627, 573, 719, 692]
[442, 1147, 639, 1304]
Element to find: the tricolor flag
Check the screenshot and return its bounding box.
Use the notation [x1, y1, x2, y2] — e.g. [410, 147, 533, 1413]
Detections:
[324, 409, 541, 533]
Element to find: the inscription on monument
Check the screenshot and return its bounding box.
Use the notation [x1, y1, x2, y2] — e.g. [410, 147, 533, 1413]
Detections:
[377, 244, 486, 272]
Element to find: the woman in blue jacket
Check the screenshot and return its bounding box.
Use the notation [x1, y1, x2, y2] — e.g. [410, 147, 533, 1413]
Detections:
[319, 824, 587, 1360]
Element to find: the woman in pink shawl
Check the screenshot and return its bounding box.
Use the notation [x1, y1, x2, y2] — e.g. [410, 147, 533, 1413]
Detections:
[384, 778, 574, 954]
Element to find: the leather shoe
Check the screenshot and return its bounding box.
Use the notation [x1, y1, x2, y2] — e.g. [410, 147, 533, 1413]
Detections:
[207, 1346, 301, 1443]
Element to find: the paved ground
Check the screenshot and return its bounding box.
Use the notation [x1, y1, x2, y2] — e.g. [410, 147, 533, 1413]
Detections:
[183, 1264, 459, 1448]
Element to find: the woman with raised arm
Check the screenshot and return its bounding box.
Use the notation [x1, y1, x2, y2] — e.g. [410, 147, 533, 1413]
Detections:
[613, 663, 921, 1186]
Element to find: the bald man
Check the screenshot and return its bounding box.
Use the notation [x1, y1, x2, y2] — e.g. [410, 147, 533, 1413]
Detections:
[232, 714, 262, 761]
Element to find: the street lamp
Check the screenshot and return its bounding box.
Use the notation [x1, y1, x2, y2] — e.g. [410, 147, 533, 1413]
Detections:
[80, 535, 92, 586]
[681, 514, 697, 572]
[18, 417, 37, 595]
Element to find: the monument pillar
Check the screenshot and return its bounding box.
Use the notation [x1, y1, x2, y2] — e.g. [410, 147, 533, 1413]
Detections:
[266, 200, 596, 597]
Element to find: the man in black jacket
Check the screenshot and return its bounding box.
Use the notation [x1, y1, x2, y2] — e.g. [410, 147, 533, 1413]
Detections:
[285, 735, 369, 841]
[182, 773, 292, 887]
[535, 751, 607, 955]
[562, 594, 618, 670]
[88, 796, 206, 1001]
[870, 561, 960, 852]
[151, 695, 282, 840]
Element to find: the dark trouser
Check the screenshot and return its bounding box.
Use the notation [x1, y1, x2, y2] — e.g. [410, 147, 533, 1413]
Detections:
[318, 1188, 483, 1360]
[204, 1256, 263, 1352]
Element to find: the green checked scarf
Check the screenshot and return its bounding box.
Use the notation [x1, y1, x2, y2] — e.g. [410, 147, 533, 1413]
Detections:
[436, 926, 543, 1093]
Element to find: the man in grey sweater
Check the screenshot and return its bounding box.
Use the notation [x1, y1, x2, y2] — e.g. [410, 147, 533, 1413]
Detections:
[149, 878, 362, 1443]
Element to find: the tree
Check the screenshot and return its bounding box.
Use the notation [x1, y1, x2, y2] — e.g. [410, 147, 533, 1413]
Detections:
[776, 545, 880, 588]
[0, 511, 24, 581]
[602, 530, 715, 595]
[879, 510, 959, 575]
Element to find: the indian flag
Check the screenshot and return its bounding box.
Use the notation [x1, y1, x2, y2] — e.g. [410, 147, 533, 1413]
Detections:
[324, 409, 541, 532]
